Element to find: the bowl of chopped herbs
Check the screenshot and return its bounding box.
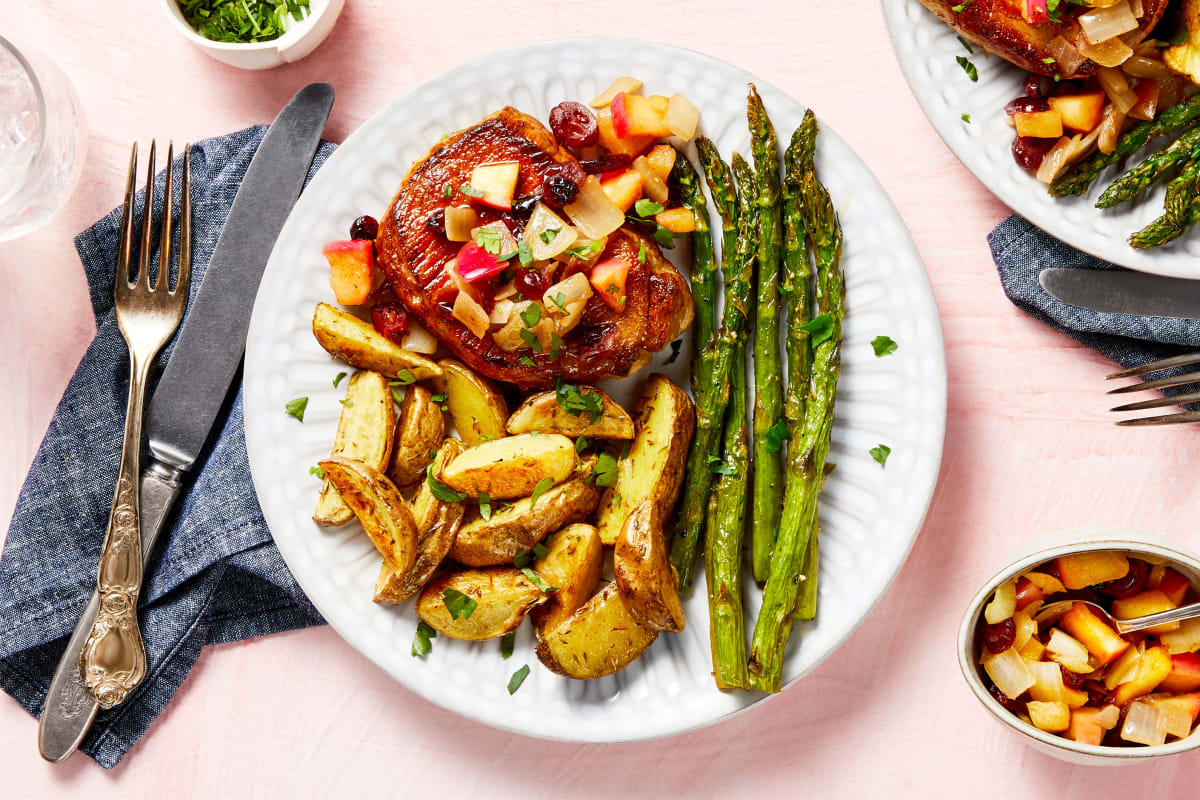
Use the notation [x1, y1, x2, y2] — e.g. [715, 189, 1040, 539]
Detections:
[162, 0, 344, 69]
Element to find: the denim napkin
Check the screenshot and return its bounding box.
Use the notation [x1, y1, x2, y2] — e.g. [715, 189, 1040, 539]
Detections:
[990, 214, 1200, 389]
[0, 125, 335, 768]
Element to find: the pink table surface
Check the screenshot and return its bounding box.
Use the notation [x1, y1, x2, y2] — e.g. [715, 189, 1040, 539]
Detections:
[4, 1, 1200, 795]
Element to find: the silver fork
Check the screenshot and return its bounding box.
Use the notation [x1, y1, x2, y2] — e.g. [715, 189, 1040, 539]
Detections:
[77, 141, 191, 708]
[1107, 352, 1200, 426]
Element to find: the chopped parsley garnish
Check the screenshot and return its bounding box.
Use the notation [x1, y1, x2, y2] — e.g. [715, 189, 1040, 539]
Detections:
[529, 477, 554, 509]
[478, 491, 492, 521]
[871, 335, 898, 357]
[956, 55, 978, 82]
[309, 464, 325, 479]
[951, 0, 975, 11]
[507, 664, 530, 695]
[412, 620, 436, 657]
[500, 632, 515, 659]
[521, 567, 557, 593]
[539, 227, 561, 244]
[427, 465, 467, 502]
[513, 552, 531, 569]
[554, 379, 604, 423]
[517, 240, 533, 266]
[665, 338, 682, 365]
[473, 226, 504, 254]
[332, 371, 347, 388]
[634, 198, 664, 217]
[532, 542, 549, 559]
[391, 369, 417, 386]
[870, 444, 892, 466]
[339, 398, 354, 408]
[956, 35, 973, 54]
[575, 436, 589, 454]
[638, 243, 647, 264]
[520, 355, 537, 367]
[764, 419, 789, 454]
[284, 397, 308, 421]
[550, 292, 567, 311]
[177, 0, 310, 44]
[519, 328, 542, 352]
[652, 224, 676, 248]
[592, 451, 619, 487]
[459, 184, 485, 198]
[520, 303, 542, 328]
[431, 393, 448, 403]
[390, 386, 405, 405]
[566, 241, 604, 259]
[961, 113, 971, 123]
[443, 183, 453, 199]
[442, 588, 478, 620]
[799, 313, 835, 348]
[548, 332, 563, 361]
[710, 460, 737, 476]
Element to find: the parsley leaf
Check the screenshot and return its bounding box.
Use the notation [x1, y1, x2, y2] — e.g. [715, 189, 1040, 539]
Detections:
[459, 184, 485, 198]
[652, 224, 676, 248]
[431, 393, 448, 402]
[309, 464, 325, 479]
[799, 313, 835, 348]
[520, 355, 537, 367]
[390, 369, 417, 386]
[539, 227, 561, 244]
[634, 198, 665, 217]
[427, 464, 467, 502]
[575, 435, 589, 454]
[665, 338, 682, 365]
[961, 113, 971, 123]
[555, 379, 604, 423]
[521, 567, 558, 593]
[478, 491, 492, 521]
[284, 397, 308, 421]
[711, 460, 737, 476]
[332, 371, 347, 388]
[443, 183, 453, 199]
[956, 35, 974, 54]
[412, 620, 436, 657]
[507, 664, 530, 694]
[529, 477, 554, 509]
[956, 55, 979, 82]
[592, 451, 619, 487]
[870, 444, 892, 466]
[872, 335, 898, 357]
[500, 631, 515, 659]
[519, 328, 542, 352]
[520, 303, 542, 328]
[513, 552, 531, 568]
[764, 419, 789, 454]
[550, 292, 567, 311]
[442, 588, 478, 619]
[473, 226, 504, 254]
[638, 243, 647, 264]
[532, 542, 549, 559]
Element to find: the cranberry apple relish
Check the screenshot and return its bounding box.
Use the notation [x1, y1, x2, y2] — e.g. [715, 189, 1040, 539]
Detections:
[979, 551, 1200, 747]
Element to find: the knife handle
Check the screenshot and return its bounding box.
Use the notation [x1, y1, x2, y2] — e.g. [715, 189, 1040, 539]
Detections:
[38, 464, 181, 762]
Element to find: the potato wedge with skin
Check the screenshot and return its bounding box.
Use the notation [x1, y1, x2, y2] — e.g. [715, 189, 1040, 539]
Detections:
[449, 456, 602, 567]
[417, 568, 547, 640]
[319, 456, 419, 577]
[531, 524, 603, 634]
[505, 385, 635, 439]
[535, 582, 658, 679]
[615, 500, 684, 633]
[387, 384, 446, 488]
[313, 303, 442, 380]
[314, 371, 397, 526]
[437, 433, 577, 500]
[375, 440, 467, 604]
[595, 374, 695, 545]
[431, 359, 508, 445]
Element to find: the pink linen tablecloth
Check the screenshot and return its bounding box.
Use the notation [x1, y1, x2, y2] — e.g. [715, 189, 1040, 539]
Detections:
[4, 1, 1200, 795]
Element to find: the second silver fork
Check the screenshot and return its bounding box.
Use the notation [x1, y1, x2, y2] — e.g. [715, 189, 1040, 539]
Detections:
[1108, 351, 1200, 426]
[78, 141, 191, 708]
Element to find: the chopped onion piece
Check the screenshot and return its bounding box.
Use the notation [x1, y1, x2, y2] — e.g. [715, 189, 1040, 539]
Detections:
[399, 320, 437, 354]
[1079, 36, 1133, 68]
[590, 76, 643, 108]
[494, 280, 519, 301]
[492, 300, 535, 352]
[1023, 571, 1067, 596]
[489, 297, 515, 326]
[1129, 0, 1144, 16]
[664, 93, 700, 141]
[471, 220, 518, 257]
[1047, 628, 1093, 673]
[632, 156, 669, 204]
[1014, 609, 1038, 652]
[1122, 700, 1167, 746]
[542, 272, 592, 337]
[1080, 1, 1139, 45]
[1153, 702, 1194, 739]
[1159, 618, 1200, 654]
[564, 175, 626, 239]
[1105, 644, 1142, 690]
[1129, 80, 1159, 121]
[1047, 36, 1087, 75]
[1098, 66, 1138, 114]
[1097, 103, 1128, 155]
[452, 288, 489, 340]
[1123, 55, 1175, 79]
[524, 203, 578, 261]
[1028, 661, 1067, 703]
[1036, 136, 1076, 184]
[444, 206, 478, 242]
[985, 648, 1036, 700]
[985, 578, 1017, 624]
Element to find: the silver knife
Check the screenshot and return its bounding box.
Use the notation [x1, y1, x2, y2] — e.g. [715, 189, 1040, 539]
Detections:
[37, 82, 334, 763]
[1040, 267, 1200, 320]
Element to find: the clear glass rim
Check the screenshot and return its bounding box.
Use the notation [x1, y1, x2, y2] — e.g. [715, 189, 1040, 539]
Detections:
[0, 34, 47, 204]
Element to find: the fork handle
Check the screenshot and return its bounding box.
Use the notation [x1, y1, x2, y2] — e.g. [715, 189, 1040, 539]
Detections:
[1114, 600, 1200, 634]
[78, 353, 153, 709]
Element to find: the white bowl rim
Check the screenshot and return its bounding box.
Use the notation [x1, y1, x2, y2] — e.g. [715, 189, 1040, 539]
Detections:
[958, 529, 1200, 761]
[158, 0, 329, 51]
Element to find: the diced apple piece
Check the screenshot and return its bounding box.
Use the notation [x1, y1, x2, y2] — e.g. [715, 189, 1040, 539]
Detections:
[1060, 601, 1129, 665]
[1027, 701, 1071, 732]
[454, 243, 507, 284]
[589, 258, 631, 313]
[1105, 645, 1142, 691]
[1160, 652, 1200, 693]
[1149, 692, 1200, 727]
[452, 285, 490, 340]
[1065, 707, 1106, 746]
[590, 76, 643, 108]
[1129, 79, 1159, 122]
[644, 144, 677, 182]
[564, 175, 626, 239]
[648, 95, 669, 115]
[1113, 589, 1179, 633]
[1160, 568, 1191, 606]
[444, 205, 478, 242]
[664, 93, 700, 141]
[655, 207, 696, 234]
[595, 107, 655, 156]
[631, 156, 668, 204]
[600, 169, 644, 213]
[323, 240, 376, 306]
[1014, 109, 1064, 139]
[1057, 551, 1130, 590]
[611, 92, 672, 138]
[1160, 618, 1200, 655]
[1113, 645, 1172, 707]
[467, 161, 520, 211]
[1019, 636, 1046, 663]
[1047, 91, 1106, 134]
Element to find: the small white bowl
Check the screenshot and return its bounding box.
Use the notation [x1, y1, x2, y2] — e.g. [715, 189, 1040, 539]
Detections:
[958, 526, 1200, 766]
[159, 0, 344, 70]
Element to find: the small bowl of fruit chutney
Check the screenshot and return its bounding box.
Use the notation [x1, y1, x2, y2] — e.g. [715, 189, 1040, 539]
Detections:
[959, 527, 1200, 765]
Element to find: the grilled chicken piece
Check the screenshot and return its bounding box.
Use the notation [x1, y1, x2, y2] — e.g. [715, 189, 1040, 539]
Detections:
[376, 108, 692, 389]
[917, 0, 1169, 78]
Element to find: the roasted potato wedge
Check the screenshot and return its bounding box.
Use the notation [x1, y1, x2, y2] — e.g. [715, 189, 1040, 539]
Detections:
[614, 500, 684, 633]
[505, 385, 634, 439]
[535, 582, 658, 679]
[416, 568, 547, 640]
[449, 456, 602, 567]
[320, 456, 419, 577]
[595, 374, 695, 545]
[313, 302, 442, 380]
[437, 433, 577, 500]
[431, 358, 507, 445]
[531, 524, 603, 634]
[313, 370, 397, 526]
[387, 384, 446, 488]
[375, 440, 467, 604]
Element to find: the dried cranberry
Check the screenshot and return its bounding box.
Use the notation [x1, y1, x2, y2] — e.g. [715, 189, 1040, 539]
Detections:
[1012, 136, 1056, 172]
[988, 683, 1023, 714]
[1024, 74, 1054, 99]
[549, 101, 599, 149]
[511, 194, 542, 217]
[984, 618, 1017, 654]
[500, 215, 525, 239]
[425, 208, 446, 236]
[545, 175, 579, 206]
[580, 153, 632, 174]
[370, 302, 409, 344]
[515, 269, 549, 301]
[1006, 96, 1051, 116]
[1060, 664, 1085, 690]
[1084, 680, 1115, 708]
[350, 215, 379, 240]
[1094, 559, 1149, 599]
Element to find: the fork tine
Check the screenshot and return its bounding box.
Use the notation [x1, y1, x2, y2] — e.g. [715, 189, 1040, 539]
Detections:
[1107, 370, 1200, 395]
[157, 142, 174, 292]
[137, 140, 156, 289]
[1116, 411, 1200, 426]
[1107, 352, 1200, 379]
[176, 145, 192, 298]
[116, 143, 138, 288]
[1110, 390, 1200, 412]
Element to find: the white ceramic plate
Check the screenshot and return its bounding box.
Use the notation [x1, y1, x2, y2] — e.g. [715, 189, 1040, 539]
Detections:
[243, 37, 947, 743]
[885, 0, 1200, 277]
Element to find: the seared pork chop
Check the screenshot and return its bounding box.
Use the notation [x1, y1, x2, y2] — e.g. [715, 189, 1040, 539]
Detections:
[376, 108, 692, 389]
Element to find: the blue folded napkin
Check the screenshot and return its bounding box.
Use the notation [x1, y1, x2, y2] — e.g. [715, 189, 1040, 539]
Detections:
[990, 214, 1200, 397]
[0, 125, 334, 768]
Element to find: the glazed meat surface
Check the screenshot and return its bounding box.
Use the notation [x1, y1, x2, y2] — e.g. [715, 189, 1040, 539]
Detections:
[376, 108, 692, 389]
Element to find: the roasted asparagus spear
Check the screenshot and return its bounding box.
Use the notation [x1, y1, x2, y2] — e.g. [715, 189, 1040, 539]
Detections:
[1096, 122, 1200, 209]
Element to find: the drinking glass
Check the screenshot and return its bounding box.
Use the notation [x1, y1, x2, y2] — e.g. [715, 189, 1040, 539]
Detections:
[0, 35, 85, 242]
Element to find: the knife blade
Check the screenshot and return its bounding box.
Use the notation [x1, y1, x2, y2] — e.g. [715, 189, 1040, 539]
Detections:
[1040, 267, 1200, 320]
[37, 82, 334, 763]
